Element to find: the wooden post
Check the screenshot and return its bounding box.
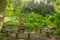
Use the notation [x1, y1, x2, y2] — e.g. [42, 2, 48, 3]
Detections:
[39, 28, 42, 33]
[27, 33, 30, 39]
[15, 32, 19, 39]
[50, 27, 56, 36]
[26, 30, 31, 40]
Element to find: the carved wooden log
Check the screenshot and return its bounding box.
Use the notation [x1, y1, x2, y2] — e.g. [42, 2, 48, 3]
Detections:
[17, 19, 25, 33]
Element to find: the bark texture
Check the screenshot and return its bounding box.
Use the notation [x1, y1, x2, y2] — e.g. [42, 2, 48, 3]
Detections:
[0, 0, 6, 30]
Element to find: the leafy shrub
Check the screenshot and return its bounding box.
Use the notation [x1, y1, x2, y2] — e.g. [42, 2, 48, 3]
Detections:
[21, 2, 55, 16]
[54, 28, 60, 36]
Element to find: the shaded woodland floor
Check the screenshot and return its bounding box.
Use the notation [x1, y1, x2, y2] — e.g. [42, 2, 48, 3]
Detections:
[0, 27, 60, 40]
[0, 32, 60, 40]
[0, 32, 59, 40]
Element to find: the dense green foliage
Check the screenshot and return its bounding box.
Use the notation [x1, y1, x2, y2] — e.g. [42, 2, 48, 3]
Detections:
[4, 0, 60, 35]
[21, 2, 55, 16]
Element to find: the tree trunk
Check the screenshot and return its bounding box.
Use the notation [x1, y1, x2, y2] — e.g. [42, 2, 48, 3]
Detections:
[0, 0, 6, 30]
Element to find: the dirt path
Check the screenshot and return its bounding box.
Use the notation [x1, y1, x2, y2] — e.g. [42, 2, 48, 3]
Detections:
[0, 32, 58, 40]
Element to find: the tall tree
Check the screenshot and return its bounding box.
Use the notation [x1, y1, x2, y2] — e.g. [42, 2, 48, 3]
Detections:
[0, 0, 6, 30]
